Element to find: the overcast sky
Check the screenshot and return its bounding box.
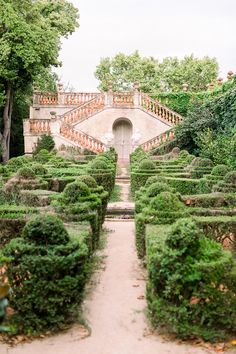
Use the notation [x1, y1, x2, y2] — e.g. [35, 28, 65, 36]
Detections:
[55, 0, 236, 92]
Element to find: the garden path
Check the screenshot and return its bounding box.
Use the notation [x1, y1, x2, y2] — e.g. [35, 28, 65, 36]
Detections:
[0, 162, 217, 354]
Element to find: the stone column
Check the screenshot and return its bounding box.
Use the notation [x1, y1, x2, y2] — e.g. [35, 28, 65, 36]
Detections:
[133, 82, 140, 106]
[105, 81, 114, 107]
[57, 83, 65, 105]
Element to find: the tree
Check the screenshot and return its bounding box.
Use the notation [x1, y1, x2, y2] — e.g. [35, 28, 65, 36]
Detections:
[0, 0, 79, 163]
[95, 52, 218, 93]
[95, 51, 159, 92]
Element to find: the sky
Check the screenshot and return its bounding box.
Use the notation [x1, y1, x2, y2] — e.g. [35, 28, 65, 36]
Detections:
[55, 0, 236, 92]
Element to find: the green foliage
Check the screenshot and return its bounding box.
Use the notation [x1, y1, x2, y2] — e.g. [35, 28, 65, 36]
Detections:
[16, 167, 35, 180]
[211, 164, 231, 176]
[7, 156, 30, 171]
[34, 149, 52, 163]
[145, 175, 166, 187]
[22, 215, 69, 245]
[89, 159, 109, 170]
[62, 182, 91, 204]
[147, 218, 236, 341]
[33, 135, 55, 155]
[139, 159, 155, 170]
[149, 192, 185, 215]
[95, 52, 218, 93]
[76, 175, 97, 189]
[31, 163, 48, 176]
[146, 182, 172, 198]
[3, 214, 90, 334]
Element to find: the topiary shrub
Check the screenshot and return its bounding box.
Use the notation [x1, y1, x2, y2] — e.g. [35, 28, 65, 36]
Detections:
[7, 156, 30, 171]
[145, 175, 166, 187]
[211, 164, 230, 176]
[147, 218, 236, 342]
[197, 158, 214, 167]
[17, 167, 36, 180]
[224, 171, 236, 184]
[33, 134, 55, 155]
[89, 159, 109, 170]
[3, 215, 89, 334]
[34, 149, 52, 163]
[149, 192, 185, 214]
[62, 181, 91, 204]
[76, 175, 97, 189]
[138, 159, 155, 170]
[146, 182, 173, 198]
[31, 163, 48, 176]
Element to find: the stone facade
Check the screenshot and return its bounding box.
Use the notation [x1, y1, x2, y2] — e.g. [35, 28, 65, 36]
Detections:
[24, 87, 182, 158]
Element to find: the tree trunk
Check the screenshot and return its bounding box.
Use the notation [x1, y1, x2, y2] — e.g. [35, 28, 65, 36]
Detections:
[0, 83, 13, 163]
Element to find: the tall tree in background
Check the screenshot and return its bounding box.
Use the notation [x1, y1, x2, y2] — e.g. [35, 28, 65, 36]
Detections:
[0, 0, 79, 163]
[95, 52, 219, 93]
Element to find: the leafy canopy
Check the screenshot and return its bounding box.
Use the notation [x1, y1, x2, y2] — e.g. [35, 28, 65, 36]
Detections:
[95, 51, 218, 93]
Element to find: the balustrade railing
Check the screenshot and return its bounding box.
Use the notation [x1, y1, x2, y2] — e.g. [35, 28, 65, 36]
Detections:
[141, 94, 183, 125]
[33, 93, 58, 105]
[113, 92, 134, 106]
[141, 130, 175, 152]
[61, 94, 105, 124]
[60, 125, 105, 153]
[64, 92, 99, 105]
[29, 119, 51, 133]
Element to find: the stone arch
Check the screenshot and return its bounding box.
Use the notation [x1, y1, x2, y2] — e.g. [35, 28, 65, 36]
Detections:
[112, 118, 133, 159]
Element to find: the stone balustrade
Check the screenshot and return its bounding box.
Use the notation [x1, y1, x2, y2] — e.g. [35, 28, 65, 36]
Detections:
[64, 92, 99, 105]
[141, 130, 175, 152]
[60, 124, 106, 153]
[141, 94, 183, 125]
[61, 95, 105, 124]
[113, 92, 134, 106]
[33, 93, 58, 105]
[29, 119, 51, 133]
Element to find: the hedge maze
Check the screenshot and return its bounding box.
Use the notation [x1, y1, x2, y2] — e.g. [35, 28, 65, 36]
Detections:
[132, 147, 236, 341]
[0, 148, 117, 335]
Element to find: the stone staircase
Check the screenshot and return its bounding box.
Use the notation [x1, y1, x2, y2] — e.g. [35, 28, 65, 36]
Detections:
[24, 87, 183, 154]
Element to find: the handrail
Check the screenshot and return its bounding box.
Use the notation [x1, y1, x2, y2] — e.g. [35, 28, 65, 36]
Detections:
[113, 92, 134, 106]
[140, 130, 175, 152]
[33, 92, 100, 106]
[60, 124, 106, 153]
[60, 94, 105, 124]
[141, 93, 183, 125]
[29, 119, 51, 133]
[64, 92, 100, 105]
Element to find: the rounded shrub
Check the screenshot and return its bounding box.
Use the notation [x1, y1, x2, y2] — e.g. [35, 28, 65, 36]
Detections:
[4, 214, 89, 334]
[22, 214, 69, 245]
[17, 167, 36, 179]
[34, 149, 52, 163]
[7, 156, 30, 170]
[31, 163, 48, 175]
[145, 175, 166, 187]
[211, 164, 230, 176]
[63, 181, 91, 204]
[179, 150, 189, 158]
[146, 182, 172, 198]
[76, 175, 97, 189]
[90, 159, 109, 170]
[224, 171, 236, 184]
[171, 147, 180, 155]
[33, 134, 55, 154]
[138, 159, 155, 170]
[197, 158, 214, 168]
[150, 192, 185, 212]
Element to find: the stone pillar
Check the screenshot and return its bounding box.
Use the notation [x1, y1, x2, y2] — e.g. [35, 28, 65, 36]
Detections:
[133, 82, 140, 106]
[50, 112, 60, 135]
[105, 81, 114, 107]
[227, 71, 234, 81]
[57, 83, 65, 105]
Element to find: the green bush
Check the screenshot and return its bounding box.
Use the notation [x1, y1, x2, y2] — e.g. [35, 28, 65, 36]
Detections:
[149, 192, 184, 214]
[16, 167, 36, 180]
[31, 163, 48, 176]
[62, 181, 91, 204]
[145, 175, 166, 187]
[89, 159, 109, 170]
[7, 156, 30, 171]
[196, 158, 214, 168]
[76, 175, 98, 189]
[139, 159, 155, 170]
[224, 171, 236, 184]
[147, 218, 236, 341]
[3, 215, 89, 334]
[211, 164, 230, 176]
[33, 134, 55, 155]
[34, 149, 52, 163]
[146, 182, 173, 198]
